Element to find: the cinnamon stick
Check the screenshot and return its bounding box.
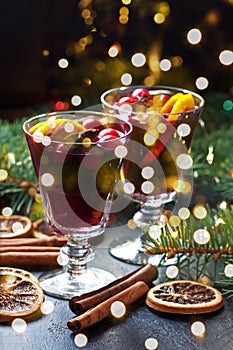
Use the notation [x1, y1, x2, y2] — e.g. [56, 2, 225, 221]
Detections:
[0, 251, 59, 266]
[0, 246, 61, 253]
[0, 236, 67, 247]
[67, 281, 149, 332]
[69, 264, 158, 315]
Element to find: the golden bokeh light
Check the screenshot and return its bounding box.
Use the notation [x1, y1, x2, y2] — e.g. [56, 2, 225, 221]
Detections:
[0, 169, 8, 182]
[193, 205, 207, 220]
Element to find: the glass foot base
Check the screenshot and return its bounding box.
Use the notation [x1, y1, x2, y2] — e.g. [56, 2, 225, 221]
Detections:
[109, 238, 179, 266]
[39, 267, 115, 299]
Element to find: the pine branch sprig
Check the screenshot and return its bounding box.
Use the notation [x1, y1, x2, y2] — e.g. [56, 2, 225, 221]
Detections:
[142, 205, 233, 284]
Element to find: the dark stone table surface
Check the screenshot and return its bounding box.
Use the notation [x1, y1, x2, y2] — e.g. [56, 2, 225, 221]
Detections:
[1, 213, 233, 350]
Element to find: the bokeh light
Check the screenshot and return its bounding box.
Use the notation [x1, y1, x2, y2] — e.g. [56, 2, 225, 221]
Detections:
[71, 95, 82, 106]
[193, 205, 207, 219]
[110, 301, 126, 318]
[153, 13, 165, 24]
[178, 207, 190, 220]
[177, 123, 191, 137]
[160, 59, 172, 71]
[121, 73, 133, 85]
[193, 229, 210, 245]
[166, 265, 179, 279]
[195, 77, 209, 90]
[219, 50, 233, 66]
[223, 99, 233, 111]
[187, 28, 202, 45]
[123, 181, 135, 195]
[58, 58, 69, 69]
[176, 154, 193, 170]
[141, 181, 154, 194]
[169, 215, 181, 227]
[224, 264, 233, 278]
[131, 53, 146, 67]
[0, 169, 8, 181]
[191, 321, 206, 338]
[11, 318, 27, 334]
[145, 337, 159, 349]
[108, 44, 121, 57]
[2, 206, 13, 217]
[57, 253, 69, 266]
[149, 225, 162, 240]
[41, 173, 54, 187]
[74, 333, 88, 348]
[41, 300, 55, 315]
[114, 145, 128, 158]
[127, 218, 137, 229]
[12, 221, 23, 233]
[141, 166, 154, 180]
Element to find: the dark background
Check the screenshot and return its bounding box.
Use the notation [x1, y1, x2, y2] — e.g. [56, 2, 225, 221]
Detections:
[0, 0, 232, 120]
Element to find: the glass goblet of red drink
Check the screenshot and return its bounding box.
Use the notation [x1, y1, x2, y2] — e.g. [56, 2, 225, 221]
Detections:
[23, 110, 132, 298]
[101, 85, 205, 265]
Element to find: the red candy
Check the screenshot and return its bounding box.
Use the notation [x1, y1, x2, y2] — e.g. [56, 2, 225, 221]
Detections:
[82, 118, 103, 130]
[131, 88, 152, 100]
[117, 96, 137, 106]
[97, 128, 122, 139]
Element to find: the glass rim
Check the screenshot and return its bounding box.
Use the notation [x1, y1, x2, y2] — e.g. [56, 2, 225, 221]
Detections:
[100, 84, 205, 116]
[23, 110, 133, 146]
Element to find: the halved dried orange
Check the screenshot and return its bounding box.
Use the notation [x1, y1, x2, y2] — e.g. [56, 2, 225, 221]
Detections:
[146, 280, 224, 314]
[32, 218, 67, 244]
[0, 215, 33, 238]
[0, 267, 44, 322]
[32, 218, 53, 239]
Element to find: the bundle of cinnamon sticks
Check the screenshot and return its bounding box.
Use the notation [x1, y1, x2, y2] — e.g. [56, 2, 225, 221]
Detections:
[0, 236, 67, 266]
[67, 264, 158, 332]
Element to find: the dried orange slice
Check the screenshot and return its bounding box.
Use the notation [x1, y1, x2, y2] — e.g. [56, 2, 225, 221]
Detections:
[32, 218, 67, 245]
[29, 118, 85, 135]
[0, 267, 44, 322]
[146, 280, 224, 314]
[0, 215, 33, 238]
[32, 218, 53, 239]
[160, 93, 184, 114]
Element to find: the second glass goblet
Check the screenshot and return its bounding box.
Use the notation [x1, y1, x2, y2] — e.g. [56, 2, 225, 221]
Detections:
[23, 110, 132, 298]
[101, 85, 205, 265]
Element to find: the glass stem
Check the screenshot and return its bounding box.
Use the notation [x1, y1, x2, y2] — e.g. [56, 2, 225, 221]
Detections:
[61, 238, 94, 276]
[133, 204, 163, 228]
